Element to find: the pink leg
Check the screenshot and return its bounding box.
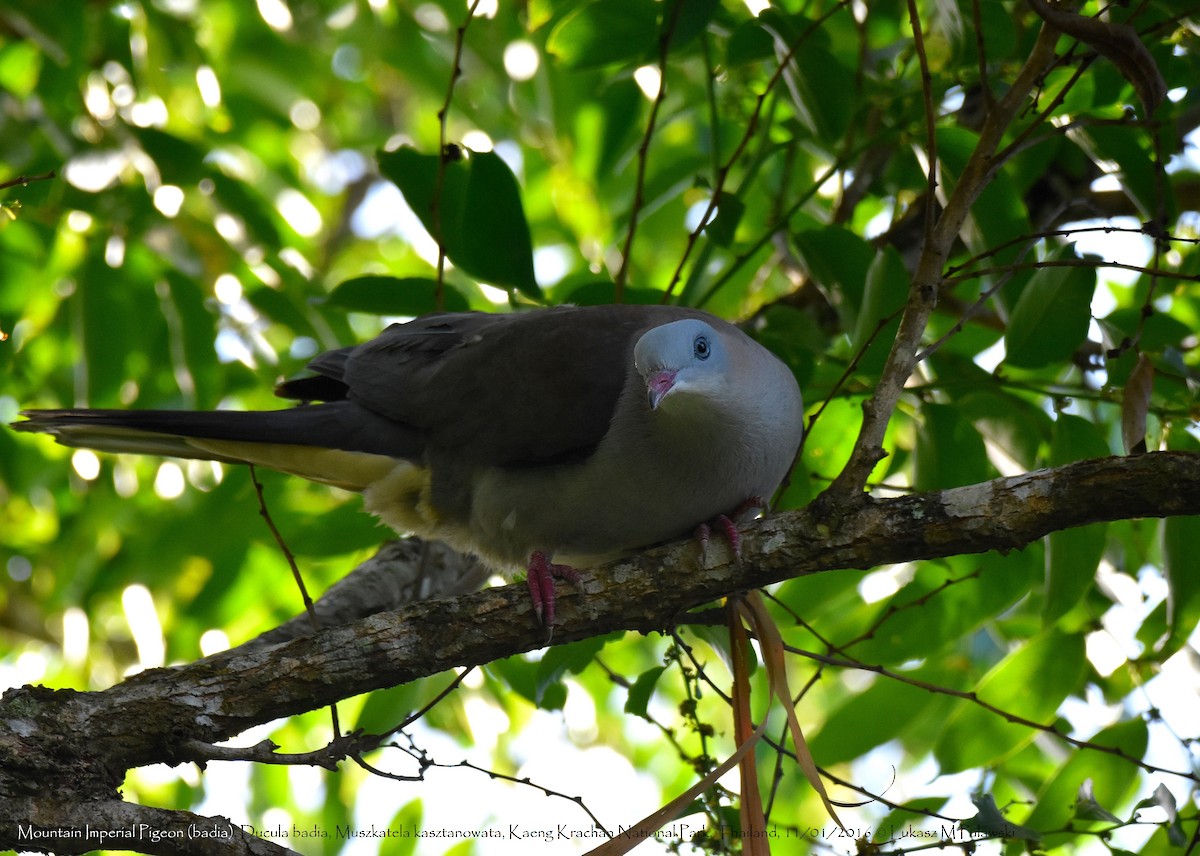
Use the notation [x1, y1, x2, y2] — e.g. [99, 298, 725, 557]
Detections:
[695, 515, 741, 558]
[526, 551, 581, 635]
[694, 496, 768, 560]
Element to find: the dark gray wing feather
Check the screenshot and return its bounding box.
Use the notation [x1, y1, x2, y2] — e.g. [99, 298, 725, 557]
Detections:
[13, 401, 424, 460]
[15, 305, 707, 469]
[329, 305, 698, 466]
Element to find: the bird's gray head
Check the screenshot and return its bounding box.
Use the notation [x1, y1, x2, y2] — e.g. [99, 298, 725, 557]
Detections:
[633, 318, 729, 411]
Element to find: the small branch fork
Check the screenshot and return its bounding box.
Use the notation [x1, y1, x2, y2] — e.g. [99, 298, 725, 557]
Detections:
[826, 20, 1063, 500]
[178, 665, 611, 836]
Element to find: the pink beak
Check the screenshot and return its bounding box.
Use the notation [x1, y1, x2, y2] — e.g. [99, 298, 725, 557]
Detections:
[647, 370, 676, 410]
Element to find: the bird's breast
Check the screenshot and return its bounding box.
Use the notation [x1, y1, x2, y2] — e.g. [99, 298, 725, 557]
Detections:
[463, 400, 797, 568]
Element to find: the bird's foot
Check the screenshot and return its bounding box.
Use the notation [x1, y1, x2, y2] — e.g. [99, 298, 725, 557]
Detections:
[694, 496, 768, 561]
[695, 515, 742, 559]
[527, 550, 581, 639]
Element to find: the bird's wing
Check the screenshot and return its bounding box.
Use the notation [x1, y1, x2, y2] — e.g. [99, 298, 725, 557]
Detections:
[327, 305, 708, 467]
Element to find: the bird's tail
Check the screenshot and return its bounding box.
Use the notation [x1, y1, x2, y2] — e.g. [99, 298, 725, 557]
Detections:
[11, 405, 415, 491]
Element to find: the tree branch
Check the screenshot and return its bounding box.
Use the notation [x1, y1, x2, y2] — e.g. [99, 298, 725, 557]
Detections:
[829, 22, 1062, 498]
[4, 452, 1200, 853]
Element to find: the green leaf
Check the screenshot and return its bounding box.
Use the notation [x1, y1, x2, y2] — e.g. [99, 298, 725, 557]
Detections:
[1162, 427, 1200, 644]
[764, 13, 852, 141]
[134, 127, 210, 186]
[162, 269, 220, 408]
[935, 128, 1030, 270]
[964, 1, 1017, 62]
[281, 502, 392, 556]
[624, 665, 666, 717]
[934, 629, 1086, 772]
[1044, 523, 1107, 624]
[378, 147, 538, 296]
[1101, 306, 1193, 351]
[354, 683, 419, 734]
[487, 655, 540, 706]
[852, 245, 909, 377]
[1043, 414, 1111, 623]
[849, 549, 1037, 665]
[792, 226, 873, 325]
[1048, 412, 1112, 463]
[534, 634, 613, 707]
[245, 283, 319, 340]
[665, 0, 719, 50]
[1041, 67, 1097, 118]
[1022, 718, 1148, 832]
[956, 388, 1052, 470]
[595, 79, 643, 178]
[914, 402, 992, 492]
[546, 0, 658, 70]
[1076, 124, 1161, 218]
[325, 276, 469, 315]
[705, 191, 744, 247]
[461, 151, 539, 297]
[381, 800, 422, 856]
[810, 670, 941, 765]
[689, 622, 748, 676]
[376, 146, 462, 250]
[0, 40, 42, 97]
[80, 248, 154, 406]
[1005, 247, 1097, 369]
[1163, 514, 1200, 641]
[206, 171, 281, 247]
[727, 19, 774, 65]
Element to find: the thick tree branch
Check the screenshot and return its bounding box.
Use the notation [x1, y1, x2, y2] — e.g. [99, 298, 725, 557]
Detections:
[4, 452, 1200, 854]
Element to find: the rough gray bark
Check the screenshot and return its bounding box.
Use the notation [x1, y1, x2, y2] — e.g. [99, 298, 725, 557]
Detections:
[3, 451, 1200, 855]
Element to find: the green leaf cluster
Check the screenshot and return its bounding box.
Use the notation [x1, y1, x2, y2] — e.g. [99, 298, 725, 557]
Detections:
[2, 0, 1199, 852]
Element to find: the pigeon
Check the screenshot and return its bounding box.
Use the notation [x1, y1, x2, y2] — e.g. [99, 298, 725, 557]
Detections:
[13, 305, 805, 630]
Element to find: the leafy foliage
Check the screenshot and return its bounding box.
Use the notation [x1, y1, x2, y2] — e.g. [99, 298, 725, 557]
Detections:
[2, 1, 1199, 854]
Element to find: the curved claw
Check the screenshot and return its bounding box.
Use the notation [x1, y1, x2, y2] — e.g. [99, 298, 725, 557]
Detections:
[526, 551, 581, 639]
[695, 515, 742, 560]
[695, 496, 767, 561]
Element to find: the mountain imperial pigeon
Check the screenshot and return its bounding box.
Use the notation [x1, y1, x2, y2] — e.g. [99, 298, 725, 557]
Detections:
[13, 304, 805, 630]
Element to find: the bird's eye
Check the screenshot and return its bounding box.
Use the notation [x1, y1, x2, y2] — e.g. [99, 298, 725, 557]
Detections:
[693, 335, 710, 360]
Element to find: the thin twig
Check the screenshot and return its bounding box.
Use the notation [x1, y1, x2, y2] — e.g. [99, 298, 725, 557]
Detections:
[663, 3, 852, 303]
[827, 22, 1063, 499]
[944, 258, 1196, 286]
[353, 730, 612, 834]
[971, 0, 993, 112]
[946, 225, 1200, 279]
[694, 159, 844, 309]
[774, 312, 900, 508]
[385, 666, 475, 734]
[248, 465, 341, 737]
[786, 645, 1197, 782]
[431, 0, 482, 310]
[615, 0, 685, 298]
[907, 0, 939, 240]
[0, 169, 56, 191]
[180, 735, 364, 771]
